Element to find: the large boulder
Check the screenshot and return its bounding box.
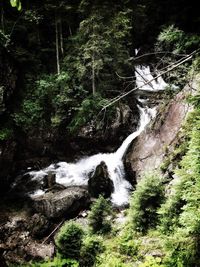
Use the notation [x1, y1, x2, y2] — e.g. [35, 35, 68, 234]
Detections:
[32, 186, 90, 219]
[88, 161, 114, 198]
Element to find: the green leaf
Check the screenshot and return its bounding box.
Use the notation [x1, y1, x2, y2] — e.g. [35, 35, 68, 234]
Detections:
[10, 0, 22, 11]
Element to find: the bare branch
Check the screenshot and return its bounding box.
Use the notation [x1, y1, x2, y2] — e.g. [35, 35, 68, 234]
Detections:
[101, 49, 199, 111]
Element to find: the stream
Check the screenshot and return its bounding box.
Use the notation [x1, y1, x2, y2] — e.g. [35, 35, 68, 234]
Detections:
[24, 66, 168, 206]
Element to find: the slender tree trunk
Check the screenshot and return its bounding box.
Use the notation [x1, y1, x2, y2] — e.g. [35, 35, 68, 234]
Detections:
[92, 52, 96, 95]
[69, 25, 72, 36]
[55, 12, 60, 75]
[37, 24, 41, 47]
[1, 5, 5, 33]
[59, 18, 64, 56]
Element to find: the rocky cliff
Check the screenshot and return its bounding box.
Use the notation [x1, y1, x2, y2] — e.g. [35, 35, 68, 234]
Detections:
[125, 78, 199, 181]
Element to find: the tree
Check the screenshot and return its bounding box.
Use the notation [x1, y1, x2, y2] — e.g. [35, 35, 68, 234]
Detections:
[88, 195, 112, 234]
[55, 221, 84, 260]
[129, 173, 164, 233]
[72, 5, 132, 96]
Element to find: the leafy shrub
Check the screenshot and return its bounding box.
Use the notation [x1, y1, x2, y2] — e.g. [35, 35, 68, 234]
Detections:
[163, 233, 199, 267]
[80, 235, 104, 267]
[157, 25, 200, 54]
[158, 178, 187, 234]
[155, 26, 200, 88]
[139, 256, 165, 267]
[29, 257, 79, 267]
[68, 94, 112, 134]
[55, 221, 84, 260]
[97, 252, 132, 267]
[13, 99, 43, 130]
[129, 173, 164, 233]
[118, 230, 139, 257]
[13, 71, 75, 132]
[0, 128, 13, 141]
[88, 195, 112, 234]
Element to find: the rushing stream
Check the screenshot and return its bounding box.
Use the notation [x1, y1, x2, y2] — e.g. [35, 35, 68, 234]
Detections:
[28, 66, 168, 206]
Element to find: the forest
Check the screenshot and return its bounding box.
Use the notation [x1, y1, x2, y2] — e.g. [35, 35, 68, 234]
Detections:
[0, 0, 200, 266]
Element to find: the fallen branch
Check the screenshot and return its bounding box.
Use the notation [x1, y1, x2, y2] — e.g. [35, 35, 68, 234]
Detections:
[42, 219, 65, 244]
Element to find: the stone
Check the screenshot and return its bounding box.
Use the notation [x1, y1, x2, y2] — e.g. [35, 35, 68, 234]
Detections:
[88, 161, 114, 198]
[24, 242, 54, 262]
[43, 173, 56, 189]
[33, 186, 90, 219]
[29, 214, 50, 238]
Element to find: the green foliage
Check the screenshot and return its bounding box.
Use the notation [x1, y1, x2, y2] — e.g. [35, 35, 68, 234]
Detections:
[88, 195, 112, 234]
[0, 128, 13, 141]
[13, 99, 44, 130]
[29, 257, 79, 267]
[97, 252, 132, 267]
[80, 235, 104, 267]
[68, 94, 112, 133]
[163, 233, 199, 267]
[117, 230, 139, 257]
[129, 173, 164, 233]
[55, 221, 84, 260]
[139, 256, 165, 267]
[158, 187, 185, 233]
[157, 25, 200, 54]
[13, 72, 74, 131]
[64, 5, 132, 95]
[155, 26, 200, 88]
[10, 0, 22, 11]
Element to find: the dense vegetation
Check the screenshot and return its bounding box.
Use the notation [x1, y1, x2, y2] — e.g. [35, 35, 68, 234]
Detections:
[1, 0, 200, 266]
[1, 0, 199, 141]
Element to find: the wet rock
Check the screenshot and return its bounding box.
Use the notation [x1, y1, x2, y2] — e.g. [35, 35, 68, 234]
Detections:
[24, 242, 54, 262]
[124, 161, 137, 186]
[43, 173, 56, 189]
[29, 214, 50, 238]
[33, 186, 90, 219]
[88, 161, 114, 198]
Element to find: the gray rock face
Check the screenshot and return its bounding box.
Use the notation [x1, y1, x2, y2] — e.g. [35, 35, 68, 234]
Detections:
[33, 186, 90, 219]
[125, 84, 193, 181]
[0, 211, 54, 264]
[88, 161, 114, 198]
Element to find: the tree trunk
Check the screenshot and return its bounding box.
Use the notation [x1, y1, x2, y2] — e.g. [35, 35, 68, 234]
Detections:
[69, 25, 72, 36]
[1, 5, 5, 33]
[92, 52, 96, 95]
[59, 18, 64, 56]
[55, 12, 60, 75]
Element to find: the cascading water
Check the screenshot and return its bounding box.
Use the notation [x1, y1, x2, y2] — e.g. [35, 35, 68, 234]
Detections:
[135, 65, 168, 91]
[28, 65, 168, 206]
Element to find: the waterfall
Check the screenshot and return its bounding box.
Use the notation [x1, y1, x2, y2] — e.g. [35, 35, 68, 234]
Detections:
[28, 65, 168, 206]
[29, 105, 155, 206]
[135, 65, 168, 91]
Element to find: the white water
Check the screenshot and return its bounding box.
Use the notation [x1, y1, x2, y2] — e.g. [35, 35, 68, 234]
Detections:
[29, 65, 168, 206]
[29, 105, 156, 206]
[135, 65, 168, 91]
